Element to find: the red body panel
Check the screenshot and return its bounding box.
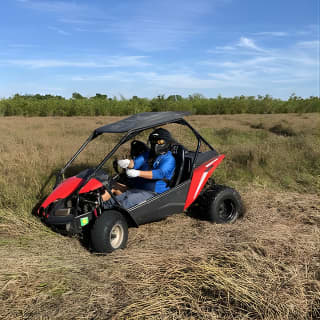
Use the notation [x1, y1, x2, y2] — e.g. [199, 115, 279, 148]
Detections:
[183, 154, 225, 210]
[40, 176, 103, 209]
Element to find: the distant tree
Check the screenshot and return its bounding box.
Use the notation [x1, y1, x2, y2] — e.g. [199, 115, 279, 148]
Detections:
[72, 92, 84, 99]
[93, 93, 107, 99]
[1, 92, 319, 116]
[189, 93, 205, 100]
[167, 95, 182, 101]
[289, 93, 297, 101]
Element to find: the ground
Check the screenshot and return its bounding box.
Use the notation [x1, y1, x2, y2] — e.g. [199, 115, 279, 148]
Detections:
[0, 114, 319, 319]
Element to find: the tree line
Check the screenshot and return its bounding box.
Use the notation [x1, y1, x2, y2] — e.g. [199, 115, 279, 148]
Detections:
[0, 93, 319, 116]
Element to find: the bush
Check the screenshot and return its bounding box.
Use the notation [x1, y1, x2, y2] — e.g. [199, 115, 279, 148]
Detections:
[0, 93, 319, 116]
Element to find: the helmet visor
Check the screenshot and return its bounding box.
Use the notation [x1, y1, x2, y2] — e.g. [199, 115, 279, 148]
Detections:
[150, 137, 166, 145]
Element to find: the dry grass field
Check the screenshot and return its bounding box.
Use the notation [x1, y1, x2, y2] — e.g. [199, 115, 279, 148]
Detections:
[0, 114, 319, 319]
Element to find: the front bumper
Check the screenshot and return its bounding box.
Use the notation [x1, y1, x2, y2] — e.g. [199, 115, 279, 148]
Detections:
[39, 203, 93, 233]
[46, 214, 75, 225]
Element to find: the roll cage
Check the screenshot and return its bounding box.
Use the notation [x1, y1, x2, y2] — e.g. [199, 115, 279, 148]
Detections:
[54, 112, 218, 207]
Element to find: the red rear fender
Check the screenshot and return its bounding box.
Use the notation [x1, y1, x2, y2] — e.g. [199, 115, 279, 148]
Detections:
[184, 154, 225, 210]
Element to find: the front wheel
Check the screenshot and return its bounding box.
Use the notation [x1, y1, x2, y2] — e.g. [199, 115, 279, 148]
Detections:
[90, 210, 128, 253]
[202, 185, 244, 223]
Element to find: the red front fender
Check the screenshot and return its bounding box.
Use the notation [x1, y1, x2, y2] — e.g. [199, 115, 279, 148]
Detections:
[39, 176, 103, 211]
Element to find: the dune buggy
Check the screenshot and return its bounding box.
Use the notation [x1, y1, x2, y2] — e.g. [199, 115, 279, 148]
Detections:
[37, 112, 243, 253]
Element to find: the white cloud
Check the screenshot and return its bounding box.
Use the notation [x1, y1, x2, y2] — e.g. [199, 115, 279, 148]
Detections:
[297, 24, 319, 36]
[209, 45, 236, 53]
[296, 40, 320, 49]
[2, 56, 151, 69]
[65, 32, 319, 98]
[201, 34, 319, 96]
[56, 0, 220, 52]
[253, 32, 288, 37]
[48, 26, 71, 36]
[140, 72, 221, 89]
[237, 37, 265, 51]
[70, 70, 256, 90]
[17, 0, 89, 13]
[59, 18, 103, 25]
[220, 57, 276, 68]
[8, 43, 38, 48]
[90, 18, 201, 52]
[210, 36, 270, 55]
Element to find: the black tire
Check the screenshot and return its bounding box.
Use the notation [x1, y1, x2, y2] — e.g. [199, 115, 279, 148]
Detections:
[201, 185, 243, 223]
[90, 210, 128, 253]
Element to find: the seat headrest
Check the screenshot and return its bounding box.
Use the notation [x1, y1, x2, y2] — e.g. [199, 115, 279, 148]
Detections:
[171, 144, 184, 155]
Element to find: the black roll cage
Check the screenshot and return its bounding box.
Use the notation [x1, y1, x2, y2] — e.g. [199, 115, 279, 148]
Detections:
[55, 118, 216, 204]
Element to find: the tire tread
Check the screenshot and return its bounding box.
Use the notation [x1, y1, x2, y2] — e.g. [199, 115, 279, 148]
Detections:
[90, 210, 128, 253]
[198, 184, 243, 223]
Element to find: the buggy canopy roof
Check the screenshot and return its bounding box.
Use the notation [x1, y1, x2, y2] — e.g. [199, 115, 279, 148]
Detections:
[94, 111, 190, 135]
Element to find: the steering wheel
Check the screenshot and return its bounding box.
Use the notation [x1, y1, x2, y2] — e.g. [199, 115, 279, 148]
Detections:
[113, 158, 120, 174]
[93, 168, 115, 188]
[112, 158, 128, 184]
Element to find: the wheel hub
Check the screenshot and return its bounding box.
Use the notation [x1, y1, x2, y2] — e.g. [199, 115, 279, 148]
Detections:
[110, 224, 124, 249]
[218, 200, 236, 221]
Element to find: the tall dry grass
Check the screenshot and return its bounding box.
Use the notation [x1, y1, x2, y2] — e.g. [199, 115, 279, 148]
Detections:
[0, 113, 319, 319]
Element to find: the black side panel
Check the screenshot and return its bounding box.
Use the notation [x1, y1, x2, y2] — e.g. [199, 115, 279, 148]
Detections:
[128, 180, 190, 225]
[185, 150, 219, 168]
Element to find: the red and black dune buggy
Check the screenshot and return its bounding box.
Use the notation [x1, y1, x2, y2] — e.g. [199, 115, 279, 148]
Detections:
[37, 112, 243, 253]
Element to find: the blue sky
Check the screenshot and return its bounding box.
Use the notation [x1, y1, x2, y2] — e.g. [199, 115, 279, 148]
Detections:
[0, 0, 319, 99]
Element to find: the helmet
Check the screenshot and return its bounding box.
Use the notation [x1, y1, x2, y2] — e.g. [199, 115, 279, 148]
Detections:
[130, 140, 149, 158]
[148, 128, 173, 156]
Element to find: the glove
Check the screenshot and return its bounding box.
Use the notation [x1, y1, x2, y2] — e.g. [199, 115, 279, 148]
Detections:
[117, 159, 130, 169]
[126, 169, 140, 178]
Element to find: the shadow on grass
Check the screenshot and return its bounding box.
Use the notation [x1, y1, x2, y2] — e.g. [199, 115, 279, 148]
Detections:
[186, 196, 212, 222]
[269, 124, 296, 137]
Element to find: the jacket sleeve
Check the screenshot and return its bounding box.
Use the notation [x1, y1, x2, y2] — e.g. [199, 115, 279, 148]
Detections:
[152, 155, 176, 180]
[133, 151, 149, 170]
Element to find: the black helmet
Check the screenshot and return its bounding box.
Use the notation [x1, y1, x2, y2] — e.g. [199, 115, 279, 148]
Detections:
[148, 128, 173, 155]
[130, 140, 149, 158]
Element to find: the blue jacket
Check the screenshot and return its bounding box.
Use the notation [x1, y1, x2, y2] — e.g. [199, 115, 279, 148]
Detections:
[132, 150, 176, 193]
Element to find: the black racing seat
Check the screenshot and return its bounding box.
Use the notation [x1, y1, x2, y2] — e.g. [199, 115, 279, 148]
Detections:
[170, 144, 186, 187]
[130, 140, 149, 158]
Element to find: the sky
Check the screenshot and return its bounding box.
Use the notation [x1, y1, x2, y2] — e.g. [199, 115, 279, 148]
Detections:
[0, 0, 319, 99]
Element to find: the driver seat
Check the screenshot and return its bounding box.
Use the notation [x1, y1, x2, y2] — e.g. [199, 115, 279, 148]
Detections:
[130, 140, 149, 158]
[169, 144, 185, 187]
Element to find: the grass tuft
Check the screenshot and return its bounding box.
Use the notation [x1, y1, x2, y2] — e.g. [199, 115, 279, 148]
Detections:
[250, 122, 265, 129]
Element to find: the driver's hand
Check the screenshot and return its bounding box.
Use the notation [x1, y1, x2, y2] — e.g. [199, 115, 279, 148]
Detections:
[126, 169, 140, 178]
[118, 159, 130, 169]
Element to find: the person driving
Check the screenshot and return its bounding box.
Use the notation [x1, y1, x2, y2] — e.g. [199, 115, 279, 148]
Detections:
[101, 128, 176, 209]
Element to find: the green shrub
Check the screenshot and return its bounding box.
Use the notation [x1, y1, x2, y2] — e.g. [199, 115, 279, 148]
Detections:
[0, 93, 319, 116]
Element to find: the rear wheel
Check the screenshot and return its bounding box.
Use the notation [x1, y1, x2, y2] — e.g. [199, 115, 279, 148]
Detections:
[90, 210, 128, 253]
[200, 185, 243, 223]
